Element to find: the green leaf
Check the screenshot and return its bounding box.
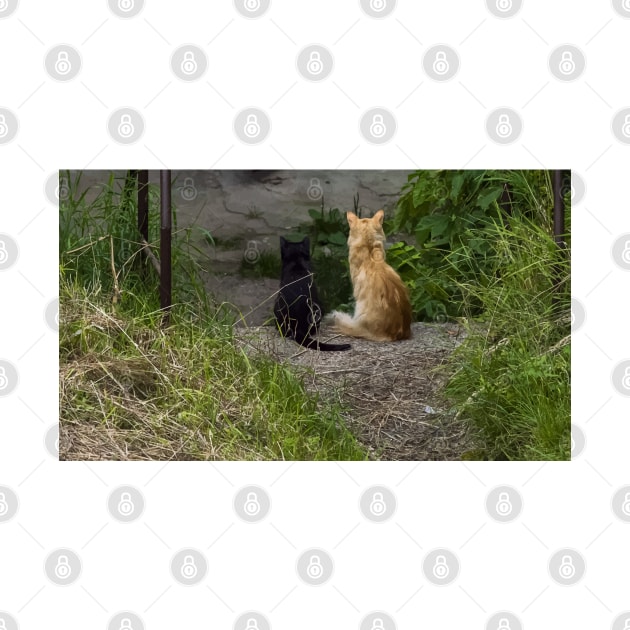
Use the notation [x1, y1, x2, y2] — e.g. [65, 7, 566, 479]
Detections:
[450, 173, 465, 201]
[477, 187, 503, 210]
[327, 232, 347, 245]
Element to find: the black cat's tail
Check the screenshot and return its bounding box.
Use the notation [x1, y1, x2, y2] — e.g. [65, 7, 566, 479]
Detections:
[297, 336, 352, 352]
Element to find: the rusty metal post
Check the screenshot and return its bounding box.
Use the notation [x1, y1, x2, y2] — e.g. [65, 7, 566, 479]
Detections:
[160, 170, 172, 322]
[136, 170, 149, 271]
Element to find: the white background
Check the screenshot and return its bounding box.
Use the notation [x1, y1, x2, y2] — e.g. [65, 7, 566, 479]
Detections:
[1, 0, 629, 628]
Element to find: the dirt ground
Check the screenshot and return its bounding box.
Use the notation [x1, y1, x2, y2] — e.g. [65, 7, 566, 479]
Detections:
[209, 272, 474, 460]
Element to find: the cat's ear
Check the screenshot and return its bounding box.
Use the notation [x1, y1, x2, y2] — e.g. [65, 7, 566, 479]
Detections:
[346, 212, 358, 227]
[373, 209, 384, 226]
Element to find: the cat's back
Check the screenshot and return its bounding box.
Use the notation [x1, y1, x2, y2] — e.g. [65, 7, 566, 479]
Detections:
[356, 247, 412, 340]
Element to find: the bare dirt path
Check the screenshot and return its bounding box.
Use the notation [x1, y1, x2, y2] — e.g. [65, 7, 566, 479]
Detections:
[215, 274, 474, 460]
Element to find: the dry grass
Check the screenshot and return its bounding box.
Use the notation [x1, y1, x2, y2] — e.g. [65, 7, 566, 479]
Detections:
[233, 321, 477, 460]
[59, 290, 367, 461]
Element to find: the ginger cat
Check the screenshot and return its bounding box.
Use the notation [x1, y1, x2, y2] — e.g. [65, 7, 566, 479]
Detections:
[332, 210, 412, 341]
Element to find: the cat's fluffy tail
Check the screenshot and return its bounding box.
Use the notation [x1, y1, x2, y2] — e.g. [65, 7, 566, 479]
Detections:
[330, 311, 383, 342]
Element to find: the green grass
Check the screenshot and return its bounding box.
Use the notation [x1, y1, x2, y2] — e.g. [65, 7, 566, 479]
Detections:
[59, 171, 366, 461]
[444, 214, 570, 461]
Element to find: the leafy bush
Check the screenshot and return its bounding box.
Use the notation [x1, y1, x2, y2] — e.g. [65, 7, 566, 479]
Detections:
[386, 170, 561, 321]
[292, 196, 363, 312]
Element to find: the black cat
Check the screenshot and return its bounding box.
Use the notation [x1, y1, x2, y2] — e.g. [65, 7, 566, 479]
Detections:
[274, 237, 351, 352]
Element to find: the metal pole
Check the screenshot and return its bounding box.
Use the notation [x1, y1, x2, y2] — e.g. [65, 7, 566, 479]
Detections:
[136, 170, 149, 271]
[160, 170, 172, 322]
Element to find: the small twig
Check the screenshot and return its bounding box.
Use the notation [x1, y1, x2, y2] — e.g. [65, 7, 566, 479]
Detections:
[140, 237, 161, 275]
[65, 235, 110, 255]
